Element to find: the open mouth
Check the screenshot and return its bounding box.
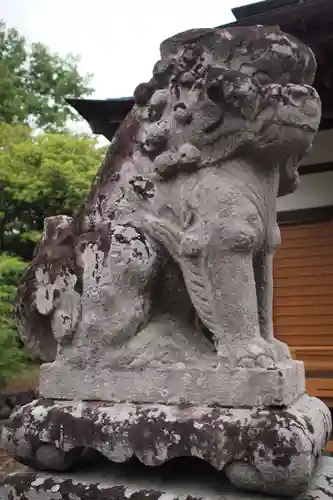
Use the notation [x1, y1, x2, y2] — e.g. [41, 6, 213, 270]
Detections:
[272, 120, 318, 133]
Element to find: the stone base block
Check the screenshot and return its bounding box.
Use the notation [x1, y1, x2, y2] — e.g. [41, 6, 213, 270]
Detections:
[3, 456, 333, 500]
[2, 395, 332, 496]
[39, 360, 306, 407]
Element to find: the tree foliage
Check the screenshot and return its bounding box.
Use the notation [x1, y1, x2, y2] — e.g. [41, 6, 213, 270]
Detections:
[0, 20, 104, 383]
[0, 20, 93, 131]
[0, 122, 106, 259]
[0, 253, 30, 386]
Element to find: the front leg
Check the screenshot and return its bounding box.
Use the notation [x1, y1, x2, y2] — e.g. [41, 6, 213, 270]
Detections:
[253, 248, 291, 361]
[179, 220, 278, 371]
[253, 249, 274, 342]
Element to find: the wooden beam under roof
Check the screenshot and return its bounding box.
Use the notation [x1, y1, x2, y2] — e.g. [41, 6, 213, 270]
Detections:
[222, 0, 332, 29]
[66, 97, 134, 142]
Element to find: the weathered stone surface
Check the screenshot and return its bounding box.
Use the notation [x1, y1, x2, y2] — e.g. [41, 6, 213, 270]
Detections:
[14, 26, 321, 407]
[7, 25, 327, 498]
[39, 358, 306, 406]
[4, 456, 333, 500]
[2, 395, 331, 496]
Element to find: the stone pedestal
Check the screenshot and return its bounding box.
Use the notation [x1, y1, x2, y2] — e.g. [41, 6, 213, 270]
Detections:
[3, 456, 333, 500]
[2, 394, 331, 496]
[39, 359, 305, 407]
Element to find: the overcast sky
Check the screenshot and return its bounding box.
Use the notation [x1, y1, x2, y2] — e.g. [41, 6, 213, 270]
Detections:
[2, 0, 256, 135]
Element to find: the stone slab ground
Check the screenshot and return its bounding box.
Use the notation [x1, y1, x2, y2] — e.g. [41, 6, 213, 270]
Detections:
[3, 455, 333, 500]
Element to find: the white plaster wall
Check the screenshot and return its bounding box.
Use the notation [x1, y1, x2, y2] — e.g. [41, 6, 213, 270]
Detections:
[301, 129, 333, 166]
[277, 129, 333, 212]
[277, 170, 333, 212]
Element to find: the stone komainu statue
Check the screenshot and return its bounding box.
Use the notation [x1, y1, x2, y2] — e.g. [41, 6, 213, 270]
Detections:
[16, 26, 321, 376]
[5, 27, 332, 499]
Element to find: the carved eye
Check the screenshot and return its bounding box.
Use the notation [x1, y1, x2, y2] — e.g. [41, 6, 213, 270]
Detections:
[284, 84, 310, 107]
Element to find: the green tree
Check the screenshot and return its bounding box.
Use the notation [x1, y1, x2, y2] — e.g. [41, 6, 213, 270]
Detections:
[0, 22, 101, 383]
[0, 122, 106, 259]
[0, 20, 93, 131]
[0, 253, 30, 386]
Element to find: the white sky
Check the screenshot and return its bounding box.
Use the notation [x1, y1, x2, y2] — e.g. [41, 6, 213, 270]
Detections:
[2, 0, 256, 136]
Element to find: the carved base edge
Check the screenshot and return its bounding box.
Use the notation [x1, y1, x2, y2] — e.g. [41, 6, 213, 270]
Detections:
[2, 395, 332, 496]
[3, 457, 333, 500]
[39, 360, 306, 407]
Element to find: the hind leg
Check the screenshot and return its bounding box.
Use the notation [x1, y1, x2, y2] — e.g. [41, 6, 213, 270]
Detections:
[65, 223, 160, 365]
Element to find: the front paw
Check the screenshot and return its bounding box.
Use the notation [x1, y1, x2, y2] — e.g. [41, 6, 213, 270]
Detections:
[219, 339, 278, 370]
